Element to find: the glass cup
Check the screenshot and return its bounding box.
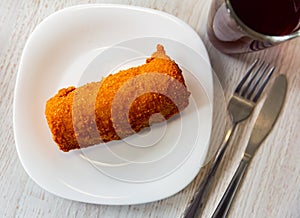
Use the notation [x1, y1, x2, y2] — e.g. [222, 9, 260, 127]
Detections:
[207, 0, 300, 54]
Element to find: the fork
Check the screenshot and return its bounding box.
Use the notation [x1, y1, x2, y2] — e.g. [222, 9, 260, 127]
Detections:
[183, 59, 275, 218]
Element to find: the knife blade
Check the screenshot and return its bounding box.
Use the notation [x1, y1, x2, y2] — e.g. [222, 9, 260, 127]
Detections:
[212, 74, 287, 218]
[245, 74, 287, 158]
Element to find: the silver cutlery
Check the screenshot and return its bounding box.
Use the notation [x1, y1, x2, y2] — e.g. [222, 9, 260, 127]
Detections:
[183, 59, 275, 218]
[211, 74, 287, 218]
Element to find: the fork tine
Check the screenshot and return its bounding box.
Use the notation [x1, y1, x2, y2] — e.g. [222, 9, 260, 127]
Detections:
[241, 61, 265, 97]
[252, 66, 275, 102]
[246, 63, 270, 99]
[235, 59, 259, 93]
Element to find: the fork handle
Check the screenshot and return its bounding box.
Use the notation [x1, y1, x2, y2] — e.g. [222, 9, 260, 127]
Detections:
[211, 157, 250, 218]
[183, 124, 237, 218]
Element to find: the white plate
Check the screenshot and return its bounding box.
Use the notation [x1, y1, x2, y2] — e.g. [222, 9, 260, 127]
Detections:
[14, 4, 213, 204]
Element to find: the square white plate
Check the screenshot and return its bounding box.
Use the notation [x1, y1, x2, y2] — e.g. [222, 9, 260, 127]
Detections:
[13, 4, 213, 205]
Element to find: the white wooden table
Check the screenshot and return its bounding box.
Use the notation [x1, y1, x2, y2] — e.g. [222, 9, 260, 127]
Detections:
[1, 0, 299, 217]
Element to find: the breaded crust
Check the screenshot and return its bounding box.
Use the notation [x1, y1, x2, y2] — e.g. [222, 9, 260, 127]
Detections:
[45, 45, 190, 152]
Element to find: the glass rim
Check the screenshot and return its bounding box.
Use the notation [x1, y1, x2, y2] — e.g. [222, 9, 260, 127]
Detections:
[225, 0, 300, 43]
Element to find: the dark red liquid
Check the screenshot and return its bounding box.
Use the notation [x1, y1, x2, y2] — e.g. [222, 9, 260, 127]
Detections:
[230, 0, 300, 36]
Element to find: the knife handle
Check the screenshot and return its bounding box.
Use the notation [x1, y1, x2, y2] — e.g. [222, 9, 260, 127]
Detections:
[211, 157, 250, 218]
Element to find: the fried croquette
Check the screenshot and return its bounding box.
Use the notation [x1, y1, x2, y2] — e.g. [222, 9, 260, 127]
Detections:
[45, 45, 190, 152]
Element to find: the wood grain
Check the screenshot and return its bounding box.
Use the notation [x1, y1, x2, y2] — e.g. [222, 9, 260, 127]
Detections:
[1, 0, 299, 217]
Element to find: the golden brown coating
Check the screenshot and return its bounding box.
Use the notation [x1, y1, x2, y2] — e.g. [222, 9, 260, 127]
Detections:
[45, 45, 190, 152]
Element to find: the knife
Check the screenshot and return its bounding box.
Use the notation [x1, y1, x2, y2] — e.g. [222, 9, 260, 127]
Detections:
[211, 74, 287, 218]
